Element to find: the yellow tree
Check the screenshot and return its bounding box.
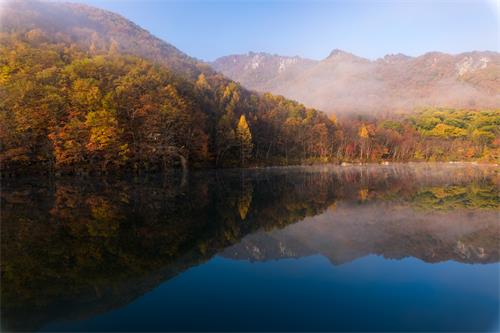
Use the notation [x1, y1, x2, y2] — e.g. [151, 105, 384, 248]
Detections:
[358, 124, 370, 160]
[85, 109, 128, 170]
[236, 115, 253, 166]
[238, 182, 253, 220]
[195, 73, 210, 90]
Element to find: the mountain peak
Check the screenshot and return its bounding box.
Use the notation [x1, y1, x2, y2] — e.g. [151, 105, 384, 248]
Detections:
[379, 53, 413, 63]
[327, 49, 351, 57]
[328, 49, 352, 58]
[325, 49, 368, 62]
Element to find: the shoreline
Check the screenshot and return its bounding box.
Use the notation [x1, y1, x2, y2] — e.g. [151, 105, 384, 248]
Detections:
[2, 160, 498, 180]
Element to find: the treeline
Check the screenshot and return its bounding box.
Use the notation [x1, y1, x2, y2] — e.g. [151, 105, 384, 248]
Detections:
[1, 33, 499, 175]
[0, 33, 335, 174]
[335, 108, 500, 162]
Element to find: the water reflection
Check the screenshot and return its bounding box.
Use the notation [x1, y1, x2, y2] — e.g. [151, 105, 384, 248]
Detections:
[1, 163, 499, 331]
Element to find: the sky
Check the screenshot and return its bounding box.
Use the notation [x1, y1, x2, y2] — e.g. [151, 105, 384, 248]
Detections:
[66, 0, 498, 61]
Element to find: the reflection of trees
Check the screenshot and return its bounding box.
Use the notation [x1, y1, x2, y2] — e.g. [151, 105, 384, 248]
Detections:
[1, 163, 498, 331]
[412, 184, 499, 210]
[1, 170, 340, 332]
[238, 177, 253, 221]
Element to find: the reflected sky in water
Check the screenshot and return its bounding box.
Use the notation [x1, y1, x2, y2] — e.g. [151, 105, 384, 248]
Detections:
[43, 255, 499, 332]
[1, 163, 499, 332]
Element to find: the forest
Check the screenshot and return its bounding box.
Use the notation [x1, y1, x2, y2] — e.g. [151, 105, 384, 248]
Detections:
[0, 32, 336, 174]
[1, 32, 499, 175]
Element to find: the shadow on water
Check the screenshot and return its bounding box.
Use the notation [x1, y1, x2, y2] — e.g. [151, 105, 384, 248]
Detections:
[1, 163, 499, 331]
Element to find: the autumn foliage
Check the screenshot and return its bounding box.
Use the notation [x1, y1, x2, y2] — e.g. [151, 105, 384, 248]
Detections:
[1, 32, 499, 175]
[0, 33, 337, 173]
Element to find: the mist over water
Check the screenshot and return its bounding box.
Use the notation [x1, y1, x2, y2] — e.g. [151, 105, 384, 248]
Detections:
[2, 163, 499, 332]
[1, 1, 499, 332]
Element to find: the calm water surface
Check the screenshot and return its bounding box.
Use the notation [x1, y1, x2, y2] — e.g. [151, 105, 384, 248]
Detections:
[1, 163, 499, 332]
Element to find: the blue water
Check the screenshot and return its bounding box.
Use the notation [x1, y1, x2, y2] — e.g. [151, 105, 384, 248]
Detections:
[43, 255, 499, 332]
[3, 164, 499, 332]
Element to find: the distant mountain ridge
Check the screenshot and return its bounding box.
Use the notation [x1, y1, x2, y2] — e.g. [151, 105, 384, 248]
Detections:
[212, 50, 500, 114]
[212, 52, 317, 93]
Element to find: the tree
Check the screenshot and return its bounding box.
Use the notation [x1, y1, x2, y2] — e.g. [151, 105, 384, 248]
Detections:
[236, 115, 253, 166]
[49, 114, 88, 169]
[195, 73, 210, 90]
[85, 109, 128, 170]
[358, 124, 370, 160]
[215, 114, 236, 166]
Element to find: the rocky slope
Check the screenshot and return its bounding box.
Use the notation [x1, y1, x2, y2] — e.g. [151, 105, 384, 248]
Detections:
[213, 50, 500, 114]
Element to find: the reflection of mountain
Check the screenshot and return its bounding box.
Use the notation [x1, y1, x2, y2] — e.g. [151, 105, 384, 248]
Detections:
[221, 202, 499, 265]
[1, 163, 498, 331]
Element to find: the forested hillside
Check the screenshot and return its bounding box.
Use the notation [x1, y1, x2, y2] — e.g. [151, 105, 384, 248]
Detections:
[0, 0, 203, 78]
[0, 1, 336, 173]
[0, 1, 498, 175]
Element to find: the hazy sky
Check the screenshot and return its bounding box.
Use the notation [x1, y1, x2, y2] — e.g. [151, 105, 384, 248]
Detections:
[71, 0, 498, 61]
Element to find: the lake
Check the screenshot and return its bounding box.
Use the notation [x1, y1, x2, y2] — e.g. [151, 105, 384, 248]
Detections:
[1, 163, 499, 332]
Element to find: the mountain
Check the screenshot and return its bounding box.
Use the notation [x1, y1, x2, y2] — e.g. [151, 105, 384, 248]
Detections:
[212, 50, 500, 115]
[0, 0, 336, 173]
[212, 52, 317, 92]
[221, 201, 499, 265]
[0, 0, 207, 79]
[1, 0, 498, 171]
